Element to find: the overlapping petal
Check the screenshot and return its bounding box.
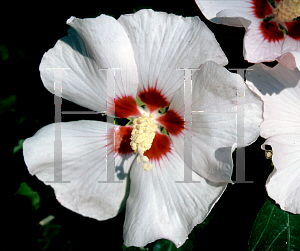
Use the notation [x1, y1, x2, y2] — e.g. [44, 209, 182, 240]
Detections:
[215, 8, 286, 63]
[280, 51, 300, 70]
[123, 146, 226, 247]
[246, 63, 300, 213]
[23, 121, 134, 220]
[195, 0, 300, 65]
[195, 0, 254, 26]
[40, 14, 139, 116]
[263, 134, 300, 214]
[118, 9, 228, 107]
[166, 61, 263, 183]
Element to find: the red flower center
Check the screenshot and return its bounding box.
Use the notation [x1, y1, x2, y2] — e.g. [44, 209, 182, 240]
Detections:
[251, 0, 300, 41]
[108, 85, 185, 165]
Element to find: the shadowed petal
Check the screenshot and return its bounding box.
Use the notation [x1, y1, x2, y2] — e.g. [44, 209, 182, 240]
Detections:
[123, 146, 226, 247]
[23, 121, 135, 220]
[246, 63, 300, 139]
[195, 0, 255, 27]
[168, 61, 262, 183]
[263, 134, 300, 214]
[195, 0, 300, 64]
[246, 63, 300, 214]
[40, 15, 139, 116]
[280, 51, 300, 70]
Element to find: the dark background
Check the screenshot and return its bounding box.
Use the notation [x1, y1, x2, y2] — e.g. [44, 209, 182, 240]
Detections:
[1, 1, 274, 250]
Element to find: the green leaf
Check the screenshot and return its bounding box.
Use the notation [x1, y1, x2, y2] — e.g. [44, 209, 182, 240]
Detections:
[249, 200, 300, 250]
[15, 182, 40, 210]
[122, 245, 149, 251]
[0, 44, 9, 61]
[0, 95, 16, 116]
[153, 239, 177, 251]
[153, 239, 193, 251]
[13, 139, 24, 154]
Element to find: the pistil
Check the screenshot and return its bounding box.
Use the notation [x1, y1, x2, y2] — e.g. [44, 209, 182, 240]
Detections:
[130, 113, 157, 171]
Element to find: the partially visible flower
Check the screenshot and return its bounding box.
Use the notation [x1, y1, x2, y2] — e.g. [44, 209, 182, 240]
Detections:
[23, 9, 262, 247]
[195, 0, 300, 68]
[246, 63, 300, 214]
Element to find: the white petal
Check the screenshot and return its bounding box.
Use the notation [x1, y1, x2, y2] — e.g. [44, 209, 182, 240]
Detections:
[169, 61, 262, 183]
[123, 147, 226, 247]
[40, 15, 139, 115]
[245, 63, 300, 139]
[23, 121, 135, 220]
[216, 11, 300, 64]
[280, 51, 300, 71]
[246, 63, 300, 214]
[195, 0, 254, 26]
[243, 19, 285, 63]
[118, 9, 227, 102]
[196, 1, 299, 64]
[263, 134, 300, 214]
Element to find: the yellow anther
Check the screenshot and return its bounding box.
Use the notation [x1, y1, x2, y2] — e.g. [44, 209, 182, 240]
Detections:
[142, 156, 149, 163]
[137, 156, 141, 164]
[142, 163, 153, 171]
[273, 0, 300, 22]
[130, 113, 157, 171]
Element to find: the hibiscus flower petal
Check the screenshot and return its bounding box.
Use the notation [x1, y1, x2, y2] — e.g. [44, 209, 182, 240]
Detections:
[195, 0, 254, 27]
[214, 8, 285, 63]
[40, 15, 139, 117]
[245, 63, 300, 139]
[246, 63, 300, 214]
[118, 9, 227, 107]
[196, 0, 300, 64]
[168, 61, 262, 183]
[23, 121, 134, 220]
[123, 147, 226, 247]
[280, 51, 300, 70]
[285, 20, 300, 41]
[263, 134, 300, 214]
[243, 19, 285, 63]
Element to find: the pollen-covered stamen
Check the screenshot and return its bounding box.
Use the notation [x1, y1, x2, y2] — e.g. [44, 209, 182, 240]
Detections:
[130, 113, 157, 171]
[273, 0, 300, 22]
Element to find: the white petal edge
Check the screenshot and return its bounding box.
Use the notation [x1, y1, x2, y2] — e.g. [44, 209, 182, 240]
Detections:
[23, 121, 135, 220]
[263, 134, 300, 214]
[123, 146, 226, 247]
[168, 61, 262, 183]
[40, 14, 139, 115]
[246, 63, 300, 213]
[242, 19, 285, 63]
[245, 63, 300, 139]
[215, 8, 286, 63]
[118, 9, 228, 102]
[195, 0, 254, 27]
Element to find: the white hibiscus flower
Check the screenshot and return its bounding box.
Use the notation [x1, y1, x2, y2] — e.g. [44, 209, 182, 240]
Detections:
[23, 9, 263, 247]
[194, 0, 300, 69]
